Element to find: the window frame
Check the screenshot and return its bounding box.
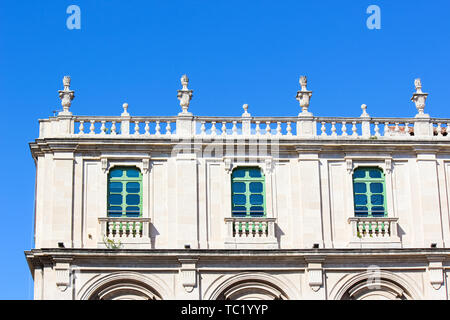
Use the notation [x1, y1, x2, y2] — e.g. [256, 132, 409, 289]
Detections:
[231, 167, 266, 218]
[107, 166, 143, 218]
[352, 167, 387, 217]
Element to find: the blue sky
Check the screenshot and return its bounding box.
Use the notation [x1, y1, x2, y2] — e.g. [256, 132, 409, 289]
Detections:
[0, 0, 449, 299]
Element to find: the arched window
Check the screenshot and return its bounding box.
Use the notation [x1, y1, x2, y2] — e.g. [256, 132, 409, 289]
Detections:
[352, 167, 387, 217]
[108, 167, 143, 217]
[231, 167, 266, 217]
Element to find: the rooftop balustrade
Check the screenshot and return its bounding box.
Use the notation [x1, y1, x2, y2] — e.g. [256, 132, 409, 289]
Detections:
[38, 75, 448, 140]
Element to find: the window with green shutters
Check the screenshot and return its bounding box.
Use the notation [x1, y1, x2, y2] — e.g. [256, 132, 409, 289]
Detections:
[231, 167, 266, 217]
[107, 167, 143, 217]
[352, 167, 387, 217]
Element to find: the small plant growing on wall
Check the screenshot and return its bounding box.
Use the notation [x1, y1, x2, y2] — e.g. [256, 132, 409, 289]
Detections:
[103, 235, 123, 249]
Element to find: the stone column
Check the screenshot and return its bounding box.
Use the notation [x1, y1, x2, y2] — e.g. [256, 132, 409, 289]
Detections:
[415, 147, 444, 247]
[175, 151, 199, 249]
[51, 151, 75, 248]
[297, 147, 324, 248]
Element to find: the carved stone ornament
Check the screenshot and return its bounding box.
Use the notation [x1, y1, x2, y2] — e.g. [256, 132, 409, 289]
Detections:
[296, 76, 313, 116]
[411, 78, 429, 118]
[54, 261, 71, 292]
[308, 268, 323, 292]
[58, 76, 75, 116]
[177, 74, 193, 114]
[428, 258, 444, 290]
[179, 259, 198, 293]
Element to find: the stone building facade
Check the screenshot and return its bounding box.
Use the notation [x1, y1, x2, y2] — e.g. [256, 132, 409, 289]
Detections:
[25, 75, 450, 300]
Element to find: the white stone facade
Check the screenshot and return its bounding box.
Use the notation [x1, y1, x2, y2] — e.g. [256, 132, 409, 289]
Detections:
[25, 76, 450, 300]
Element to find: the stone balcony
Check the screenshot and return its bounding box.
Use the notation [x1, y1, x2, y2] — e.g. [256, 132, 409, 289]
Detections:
[347, 217, 401, 248]
[224, 217, 278, 249]
[98, 217, 152, 249]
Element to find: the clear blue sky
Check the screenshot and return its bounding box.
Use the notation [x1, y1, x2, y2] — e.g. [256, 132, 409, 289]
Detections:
[0, 0, 449, 299]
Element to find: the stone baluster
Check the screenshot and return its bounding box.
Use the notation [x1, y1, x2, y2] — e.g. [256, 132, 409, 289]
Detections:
[134, 121, 140, 135]
[384, 122, 390, 137]
[255, 121, 261, 136]
[377, 221, 383, 237]
[351, 122, 358, 136]
[405, 122, 410, 136]
[135, 222, 141, 237]
[286, 122, 292, 136]
[221, 122, 227, 136]
[211, 121, 217, 136]
[144, 121, 150, 136]
[166, 121, 172, 135]
[331, 122, 337, 137]
[437, 123, 443, 137]
[100, 121, 106, 135]
[89, 120, 95, 134]
[248, 221, 254, 236]
[358, 221, 364, 237]
[200, 121, 206, 136]
[111, 121, 117, 135]
[79, 121, 85, 135]
[394, 122, 400, 135]
[121, 222, 127, 237]
[365, 221, 371, 237]
[261, 221, 267, 236]
[234, 221, 240, 237]
[320, 122, 327, 136]
[265, 121, 271, 136]
[385, 221, 390, 236]
[232, 121, 238, 136]
[374, 122, 380, 137]
[276, 122, 282, 136]
[341, 121, 348, 136]
[155, 121, 161, 136]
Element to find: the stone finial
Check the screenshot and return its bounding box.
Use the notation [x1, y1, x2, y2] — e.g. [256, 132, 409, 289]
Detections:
[58, 75, 75, 116]
[296, 75, 313, 116]
[360, 104, 370, 118]
[177, 74, 193, 115]
[121, 103, 130, 117]
[411, 78, 429, 118]
[242, 104, 251, 117]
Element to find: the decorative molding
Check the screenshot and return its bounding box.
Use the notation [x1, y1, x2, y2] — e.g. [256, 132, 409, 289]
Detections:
[427, 257, 444, 290]
[264, 158, 273, 175]
[224, 158, 232, 174]
[142, 158, 151, 174]
[179, 258, 198, 293]
[305, 256, 325, 292]
[346, 159, 353, 174]
[54, 258, 72, 292]
[101, 158, 108, 173]
[385, 158, 392, 174]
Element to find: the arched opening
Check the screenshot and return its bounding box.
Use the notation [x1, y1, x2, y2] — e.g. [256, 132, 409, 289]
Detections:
[216, 280, 287, 300]
[341, 278, 412, 300]
[89, 280, 162, 300]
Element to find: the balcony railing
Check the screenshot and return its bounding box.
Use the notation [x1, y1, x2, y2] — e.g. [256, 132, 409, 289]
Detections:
[98, 217, 152, 248]
[348, 217, 401, 248]
[224, 217, 278, 249]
